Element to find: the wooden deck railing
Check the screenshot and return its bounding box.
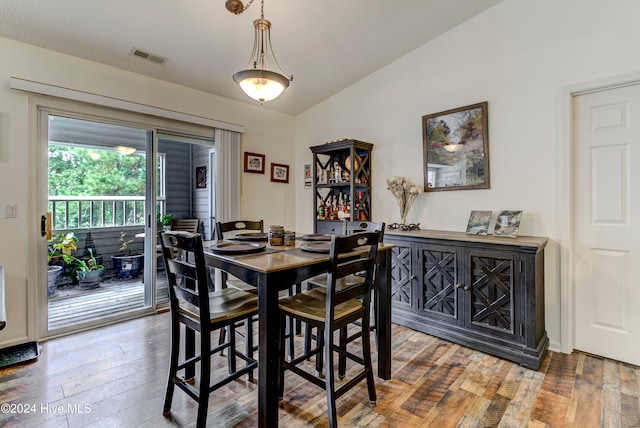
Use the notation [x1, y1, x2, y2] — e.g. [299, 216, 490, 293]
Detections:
[48, 196, 165, 230]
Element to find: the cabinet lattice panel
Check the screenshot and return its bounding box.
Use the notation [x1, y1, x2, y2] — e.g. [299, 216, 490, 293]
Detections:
[390, 246, 411, 306]
[422, 249, 457, 318]
[469, 255, 514, 333]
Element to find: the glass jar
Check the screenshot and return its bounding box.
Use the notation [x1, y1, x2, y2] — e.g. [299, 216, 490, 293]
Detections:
[268, 225, 284, 246]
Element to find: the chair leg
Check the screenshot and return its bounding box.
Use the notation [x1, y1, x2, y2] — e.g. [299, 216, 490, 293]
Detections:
[228, 325, 237, 374]
[338, 326, 348, 380]
[361, 313, 377, 406]
[324, 328, 338, 428]
[245, 317, 254, 381]
[315, 328, 325, 377]
[278, 312, 287, 401]
[185, 327, 196, 381]
[197, 328, 212, 428]
[163, 317, 181, 416]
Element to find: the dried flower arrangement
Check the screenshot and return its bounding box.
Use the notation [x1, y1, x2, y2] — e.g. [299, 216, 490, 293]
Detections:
[386, 176, 423, 225]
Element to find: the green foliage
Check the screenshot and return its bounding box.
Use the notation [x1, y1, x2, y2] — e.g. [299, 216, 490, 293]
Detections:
[70, 248, 104, 274]
[156, 213, 173, 226]
[48, 145, 146, 197]
[47, 232, 78, 262]
[119, 232, 134, 254]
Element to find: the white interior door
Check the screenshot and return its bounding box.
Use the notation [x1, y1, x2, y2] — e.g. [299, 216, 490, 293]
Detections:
[574, 83, 640, 365]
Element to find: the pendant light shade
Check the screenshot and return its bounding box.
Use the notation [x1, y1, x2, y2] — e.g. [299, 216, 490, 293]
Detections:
[233, 68, 290, 103]
[229, 1, 292, 104]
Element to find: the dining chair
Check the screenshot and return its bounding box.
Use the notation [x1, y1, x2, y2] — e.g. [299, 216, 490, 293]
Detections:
[278, 231, 380, 428]
[215, 219, 300, 360]
[170, 218, 200, 234]
[159, 231, 258, 428]
[304, 221, 385, 373]
[215, 220, 264, 292]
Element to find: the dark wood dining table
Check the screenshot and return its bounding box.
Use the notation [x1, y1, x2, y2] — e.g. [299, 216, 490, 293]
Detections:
[202, 238, 394, 428]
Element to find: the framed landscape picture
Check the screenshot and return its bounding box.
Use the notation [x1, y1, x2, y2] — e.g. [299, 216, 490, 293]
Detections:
[466, 210, 492, 235]
[493, 210, 523, 238]
[244, 152, 265, 174]
[422, 101, 490, 191]
[271, 163, 289, 183]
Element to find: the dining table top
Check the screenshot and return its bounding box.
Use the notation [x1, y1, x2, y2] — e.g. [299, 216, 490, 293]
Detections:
[202, 236, 394, 273]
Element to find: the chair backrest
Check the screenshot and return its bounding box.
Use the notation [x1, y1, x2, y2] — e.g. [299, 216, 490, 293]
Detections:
[326, 232, 380, 312]
[170, 219, 200, 234]
[159, 231, 210, 318]
[215, 220, 264, 240]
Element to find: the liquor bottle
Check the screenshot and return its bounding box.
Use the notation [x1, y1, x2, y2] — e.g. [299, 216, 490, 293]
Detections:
[358, 191, 367, 220]
[318, 200, 325, 220]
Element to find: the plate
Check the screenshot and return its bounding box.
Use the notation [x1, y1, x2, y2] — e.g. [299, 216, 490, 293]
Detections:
[207, 242, 266, 254]
[300, 242, 331, 253]
[301, 234, 333, 241]
[233, 232, 268, 242]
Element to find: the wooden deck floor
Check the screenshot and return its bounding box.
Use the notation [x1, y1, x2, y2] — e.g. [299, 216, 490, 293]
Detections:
[48, 272, 169, 330]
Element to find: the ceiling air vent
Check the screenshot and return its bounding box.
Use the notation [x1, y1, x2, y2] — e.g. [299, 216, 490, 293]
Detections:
[129, 47, 168, 65]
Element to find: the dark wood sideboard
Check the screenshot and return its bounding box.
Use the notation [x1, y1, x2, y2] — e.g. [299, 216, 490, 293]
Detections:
[385, 229, 548, 370]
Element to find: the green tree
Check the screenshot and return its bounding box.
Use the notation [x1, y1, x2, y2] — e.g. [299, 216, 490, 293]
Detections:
[48, 145, 146, 196]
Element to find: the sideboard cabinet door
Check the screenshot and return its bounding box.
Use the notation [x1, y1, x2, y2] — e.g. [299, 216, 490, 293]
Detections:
[417, 244, 462, 325]
[464, 248, 522, 344]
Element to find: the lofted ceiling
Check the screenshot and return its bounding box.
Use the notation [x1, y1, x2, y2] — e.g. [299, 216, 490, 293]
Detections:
[0, 0, 501, 116]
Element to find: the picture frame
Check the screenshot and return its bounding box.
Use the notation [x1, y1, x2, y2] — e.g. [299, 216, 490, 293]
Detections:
[422, 101, 490, 191]
[303, 164, 312, 189]
[466, 210, 492, 235]
[244, 152, 265, 174]
[271, 163, 289, 183]
[493, 210, 523, 238]
[195, 166, 207, 189]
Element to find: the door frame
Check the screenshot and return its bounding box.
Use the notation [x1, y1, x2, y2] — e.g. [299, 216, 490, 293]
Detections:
[559, 70, 640, 354]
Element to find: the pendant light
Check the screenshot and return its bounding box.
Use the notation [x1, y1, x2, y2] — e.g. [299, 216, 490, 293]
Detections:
[227, 0, 293, 104]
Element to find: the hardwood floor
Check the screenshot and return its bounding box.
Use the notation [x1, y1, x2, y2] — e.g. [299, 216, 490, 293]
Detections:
[1, 313, 639, 427]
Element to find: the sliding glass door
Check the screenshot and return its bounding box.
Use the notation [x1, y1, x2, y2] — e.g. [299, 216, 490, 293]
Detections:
[45, 114, 157, 332]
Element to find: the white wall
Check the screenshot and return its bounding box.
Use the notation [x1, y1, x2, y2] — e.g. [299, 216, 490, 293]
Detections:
[0, 37, 294, 347]
[294, 0, 640, 351]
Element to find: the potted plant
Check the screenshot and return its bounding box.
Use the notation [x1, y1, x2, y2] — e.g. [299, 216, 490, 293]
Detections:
[47, 232, 78, 297]
[111, 232, 144, 280]
[157, 213, 173, 230]
[71, 248, 105, 289]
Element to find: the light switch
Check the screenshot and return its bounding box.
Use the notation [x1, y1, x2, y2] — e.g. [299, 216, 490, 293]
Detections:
[4, 204, 16, 218]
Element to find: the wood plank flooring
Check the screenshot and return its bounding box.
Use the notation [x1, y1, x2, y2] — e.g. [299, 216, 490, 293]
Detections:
[1, 313, 639, 427]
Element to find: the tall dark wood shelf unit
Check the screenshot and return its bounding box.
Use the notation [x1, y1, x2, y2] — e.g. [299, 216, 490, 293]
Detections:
[311, 139, 373, 234]
[386, 229, 549, 370]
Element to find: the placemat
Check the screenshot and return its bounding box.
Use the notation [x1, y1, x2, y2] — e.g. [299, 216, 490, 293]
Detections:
[217, 247, 283, 259]
[282, 247, 330, 259]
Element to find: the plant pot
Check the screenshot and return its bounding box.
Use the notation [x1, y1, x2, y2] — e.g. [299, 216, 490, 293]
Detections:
[47, 265, 63, 297]
[111, 254, 144, 280]
[77, 268, 104, 289]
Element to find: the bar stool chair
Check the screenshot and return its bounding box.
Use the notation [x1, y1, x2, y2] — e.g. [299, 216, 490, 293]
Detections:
[160, 231, 258, 428]
[278, 232, 380, 428]
[304, 221, 385, 373]
[215, 220, 264, 292]
[216, 219, 300, 359]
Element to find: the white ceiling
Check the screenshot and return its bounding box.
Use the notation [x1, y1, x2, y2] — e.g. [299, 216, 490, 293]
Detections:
[0, 0, 501, 116]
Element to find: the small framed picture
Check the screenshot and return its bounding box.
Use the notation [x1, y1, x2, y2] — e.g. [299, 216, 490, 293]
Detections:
[494, 210, 523, 238]
[195, 166, 207, 189]
[304, 164, 312, 189]
[466, 210, 492, 235]
[271, 163, 289, 183]
[244, 152, 265, 174]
